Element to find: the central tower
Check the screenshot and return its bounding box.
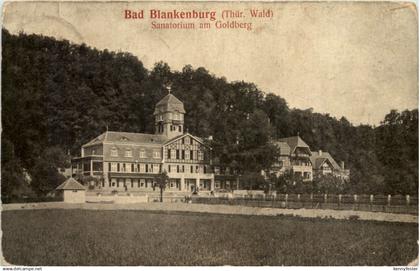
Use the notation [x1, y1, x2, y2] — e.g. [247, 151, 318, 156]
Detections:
[153, 89, 186, 139]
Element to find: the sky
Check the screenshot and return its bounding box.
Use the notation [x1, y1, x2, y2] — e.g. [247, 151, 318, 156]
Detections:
[2, 1, 418, 125]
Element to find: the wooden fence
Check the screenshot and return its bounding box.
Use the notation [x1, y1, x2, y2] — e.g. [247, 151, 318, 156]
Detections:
[191, 194, 418, 215]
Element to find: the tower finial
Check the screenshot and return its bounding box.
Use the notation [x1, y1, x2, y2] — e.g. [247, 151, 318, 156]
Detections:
[164, 83, 172, 94]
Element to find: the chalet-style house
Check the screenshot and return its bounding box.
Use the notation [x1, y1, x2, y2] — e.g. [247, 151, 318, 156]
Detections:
[72, 92, 216, 192]
[269, 136, 350, 181]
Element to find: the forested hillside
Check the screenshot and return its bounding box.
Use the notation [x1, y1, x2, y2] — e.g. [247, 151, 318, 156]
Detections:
[2, 29, 418, 198]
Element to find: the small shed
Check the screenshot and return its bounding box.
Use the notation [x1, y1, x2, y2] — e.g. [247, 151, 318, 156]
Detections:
[56, 177, 86, 203]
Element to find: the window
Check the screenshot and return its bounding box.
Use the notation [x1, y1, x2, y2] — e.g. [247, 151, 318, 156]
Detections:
[111, 163, 118, 172]
[179, 126, 182, 132]
[111, 147, 118, 157]
[198, 151, 204, 161]
[177, 165, 180, 173]
[125, 149, 132, 157]
[190, 150, 194, 160]
[171, 149, 176, 159]
[153, 150, 161, 159]
[139, 149, 146, 158]
[185, 137, 190, 144]
[140, 164, 145, 173]
[168, 165, 171, 173]
[167, 149, 171, 159]
[92, 162, 103, 171]
[176, 150, 180, 159]
[121, 163, 126, 172]
[185, 150, 190, 160]
[181, 150, 185, 160]
[181, 138, 184, 144]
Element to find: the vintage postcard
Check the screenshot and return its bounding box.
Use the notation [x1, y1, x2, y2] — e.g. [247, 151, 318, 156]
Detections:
[1, 0, 418, 267]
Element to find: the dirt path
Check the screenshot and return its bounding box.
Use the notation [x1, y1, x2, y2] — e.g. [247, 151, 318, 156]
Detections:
[2, 202, 418, 223]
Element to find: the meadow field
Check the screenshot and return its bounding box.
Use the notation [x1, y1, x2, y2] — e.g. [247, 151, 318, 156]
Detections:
[2, 209, 418, 266]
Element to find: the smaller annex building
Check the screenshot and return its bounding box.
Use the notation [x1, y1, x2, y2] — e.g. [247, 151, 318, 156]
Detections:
[56, 177, 86, 203]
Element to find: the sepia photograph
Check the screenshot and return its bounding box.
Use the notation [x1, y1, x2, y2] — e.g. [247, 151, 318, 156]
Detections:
[1, 0, 418, 267]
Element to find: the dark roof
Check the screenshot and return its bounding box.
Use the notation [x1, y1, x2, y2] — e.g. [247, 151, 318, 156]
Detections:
[83, 131, 168, 147]
[310, 151, 341, 170]
[278, 136, 310, 154]
[273, 141, 291, 156]
[153, 94, 186, 115]
[56, 178, 86, 190]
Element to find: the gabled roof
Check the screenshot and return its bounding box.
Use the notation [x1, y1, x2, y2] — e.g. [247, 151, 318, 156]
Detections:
[310, 151, 341, 170]
[83, 132, 107, 147]
[153, 94, 186, 115]
[278, 136, 310, 155]
[163, 132, 206, 147]
[83, 131, 168, 147]
[56, 177, 86, 190]
[273, 141, 291, 156]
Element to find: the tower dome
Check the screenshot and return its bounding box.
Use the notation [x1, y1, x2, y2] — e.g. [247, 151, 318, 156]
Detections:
[154, 93, 185, 139]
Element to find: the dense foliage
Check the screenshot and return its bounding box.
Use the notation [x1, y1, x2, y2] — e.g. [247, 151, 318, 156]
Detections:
[1, 29, 418, 198]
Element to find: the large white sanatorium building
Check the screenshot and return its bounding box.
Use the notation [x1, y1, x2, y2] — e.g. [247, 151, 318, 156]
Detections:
[72, 93, 218, 192]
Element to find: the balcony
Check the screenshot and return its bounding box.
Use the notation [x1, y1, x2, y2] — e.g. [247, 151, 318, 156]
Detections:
[167, 172, 214, 180]
[292, 165, 312, 173]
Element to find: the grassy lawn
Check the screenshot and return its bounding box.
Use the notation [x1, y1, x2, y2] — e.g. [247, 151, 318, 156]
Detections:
[2, 209, 418, 266]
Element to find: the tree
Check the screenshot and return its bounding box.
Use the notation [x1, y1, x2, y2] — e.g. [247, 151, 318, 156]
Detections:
[2, 29, 418, 197]
[1, 138, 32, 200]
[75, 174, 100, 190]
[239, 172, 266, 190]
[30, 160, 66, 196]
[312, 173, 346, 194]
[154, 171, 169, 202]
[29, 147, 69, 196]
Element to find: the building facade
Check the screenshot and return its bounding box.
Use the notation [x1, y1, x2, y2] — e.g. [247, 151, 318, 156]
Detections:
[72, 93, 350, 193]
[268, 136, 350, 181]
[72, 93, 215, 193]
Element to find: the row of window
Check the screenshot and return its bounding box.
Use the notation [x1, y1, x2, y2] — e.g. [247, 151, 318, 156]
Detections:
[166, 149, 204, 161]
[107, 162, 210, 174]
[167, 164, 208, 174]
[110, 148, 161, 159]
[109, 163, 162, 173]
[155, 113, 183, 121]
[170, 125, 182, 132]
[109, 178, 157, 188]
